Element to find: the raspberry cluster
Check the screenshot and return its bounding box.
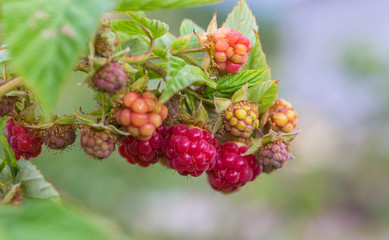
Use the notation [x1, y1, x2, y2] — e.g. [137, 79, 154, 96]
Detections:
[0, 96, 15, 117]
[266, 99, 298, 133]
[224, 101, 259, 138]
[163, 124, 217, 177]
[212, 27, 251, 73]
[207, 142, 262, 192]
[92, 62, 126, 94]
[42, 124, 76, 150]
[5, 119, 43, 160]
[257, 140, 292, 173]
[119, 124, 167, 167]
[80, 126, 115, 160]
[116, 92, 168, 140]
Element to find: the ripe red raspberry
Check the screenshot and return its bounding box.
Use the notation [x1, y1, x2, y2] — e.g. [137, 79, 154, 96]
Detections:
[212, 27, 251, 73]
[266, 99, 298, 133]
[163, 124, 217, 177]
[4, 119, 43, 160]
[91, 62, 126, 94]
[257, 140, 292, 173]
[223, 101, 259, 138]
[116, 91, 168, 140]
[207, 142, 262, 193]
[119, 124, 167, 167]
[80, 126, 115, 160]
[42, 124, 77, 150]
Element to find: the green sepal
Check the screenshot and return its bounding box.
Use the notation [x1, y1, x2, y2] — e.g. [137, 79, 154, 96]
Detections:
[0, 158, 7, 174]
[130, 73, 149, 92]
[214, 97, 231, 113]
[5, 91, 28, 97]
[212, 116, 224, 136]
[261, 130, 278, 145]
[2, 65, 12, 79]
[0, 136, 18, 178]
[206, 11, 218, 34]
[109, 47, 130, 62]
[25, 122, 54, 130]
[231, 82, 249, 103]
[193, 102, 209, 125]
[278, 129, 300, 142]
[54, 115, 77, 125]
[19, 104, 37, 123]
[120, 62, 138, 74]
[242, 137, 263, 156]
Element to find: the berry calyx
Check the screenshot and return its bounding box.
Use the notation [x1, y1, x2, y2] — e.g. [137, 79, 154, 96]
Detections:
[266, 99, 298, 133]
[91, 62, 126, 94]
[163, 124, 217, 177]
[212, 27, 251, 73]
[0, 96, 16, 117]
[80, 126, 115, 160]
[94, 23, 120, 58]
[223, 101, 259, 139]
[42, 124, 77, 150]
[119, 124, 167, 167]
[4, 119, 43, 160]
[116, 91, 168, 140]
[257, 140, 292, 173]
[207, 142, 262, 193]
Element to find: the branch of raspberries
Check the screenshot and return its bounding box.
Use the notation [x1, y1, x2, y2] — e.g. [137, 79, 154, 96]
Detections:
[0, 15, 300, 194]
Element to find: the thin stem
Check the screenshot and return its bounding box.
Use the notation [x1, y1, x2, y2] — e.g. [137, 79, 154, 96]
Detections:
[171, 48, 205, 55]
[182, 89, 213, 104]
[144, 61, 167, 80]
[0, 77, 23, 98]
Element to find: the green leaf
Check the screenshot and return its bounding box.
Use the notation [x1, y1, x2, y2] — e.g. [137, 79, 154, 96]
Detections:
[205, 69, 269, 99]
[152, 48, 168, 59]
[111, 20, 148, 41]
[243, 31, 271, 81]
[223, 0, 258, 47]
[0, 200, 129, 240]
[160, 62, 216, 103]
[0, 159, 7, 174]
[179, 19, 205, 48]
[0, 49, 10, 64]
[154, 32, 176, 49]
[15, 160, 59, 199]
[0, 136, 18, 178]
[116, 0, 222, 11]
[3, 0, 114, 109]
[248, 79, 278, 112]
[171, 34, 192, 51]
[125, 12, 169, 39]
[121, 38, 149, 56]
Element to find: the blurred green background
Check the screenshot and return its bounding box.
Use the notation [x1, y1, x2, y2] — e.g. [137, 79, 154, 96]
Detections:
[7, 0, 389, 239]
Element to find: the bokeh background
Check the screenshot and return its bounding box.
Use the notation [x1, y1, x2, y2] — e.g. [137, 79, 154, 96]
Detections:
[28, 0, 389, 239]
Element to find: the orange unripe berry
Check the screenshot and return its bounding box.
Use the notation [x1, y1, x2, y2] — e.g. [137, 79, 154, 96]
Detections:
[238, 36, 251, 51]
[142, 92, 156, 100]
[130, 113, 148, 127]
[145, 98, 156, 112]
[230, 54, 243, 64]
[128, 125, 140, 137]
[235, 44, 247, 55]
[139, 123, 155, 137]
[274, 112, 288, 126]
[148, 113, 162, 127]
[212, 27, 232, 41]
[115, 110, 123, 125]
[225, 47, 234, 58]
[123, 92, 139, 108]
[227, 30, 240, 45]
[153, 102, 162, 114]
[215, 39, 230, 51]
[215, 51, 227, 63]
[120, 108, 131, 126]
[234, 109, 247, 119]
[160, 105, 168, 120]
[130, 98, 148, 114]
[217, 62, 226, 70]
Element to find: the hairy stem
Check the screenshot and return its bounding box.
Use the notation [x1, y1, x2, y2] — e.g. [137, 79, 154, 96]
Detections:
[144, 61, 167, 80]
[0, 77, 23, 98]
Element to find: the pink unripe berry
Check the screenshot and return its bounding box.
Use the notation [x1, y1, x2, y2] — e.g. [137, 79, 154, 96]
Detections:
[225, 61, 242, 73]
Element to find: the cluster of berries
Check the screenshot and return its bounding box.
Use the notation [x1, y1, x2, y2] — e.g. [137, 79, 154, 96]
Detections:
[212, 27, 251, 73]
[115, 92, 168, 140]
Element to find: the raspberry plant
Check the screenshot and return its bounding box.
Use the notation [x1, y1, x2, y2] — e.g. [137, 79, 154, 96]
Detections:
[0, 0, 300, 214]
